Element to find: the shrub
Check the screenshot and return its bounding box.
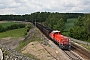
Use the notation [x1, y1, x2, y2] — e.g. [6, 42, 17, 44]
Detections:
[0, 25, 4, 32]
[0, 24, 26, 33]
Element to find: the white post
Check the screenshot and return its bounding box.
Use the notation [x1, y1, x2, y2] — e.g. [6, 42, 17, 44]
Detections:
[0, 49, 3, 60]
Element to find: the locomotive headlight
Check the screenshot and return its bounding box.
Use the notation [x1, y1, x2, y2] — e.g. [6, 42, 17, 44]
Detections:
[69, 39, 70, 41]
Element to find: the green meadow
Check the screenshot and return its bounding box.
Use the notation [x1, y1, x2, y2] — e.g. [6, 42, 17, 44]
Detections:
[0, 28, 26, 38]
[0, 21, 27, 38]
[0, 22, 18, 28]
[62, 18, 77, 36]
[64, 18, 77, 31]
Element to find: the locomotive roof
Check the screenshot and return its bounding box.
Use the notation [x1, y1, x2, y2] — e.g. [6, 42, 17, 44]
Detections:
[52, 30, 60, 33]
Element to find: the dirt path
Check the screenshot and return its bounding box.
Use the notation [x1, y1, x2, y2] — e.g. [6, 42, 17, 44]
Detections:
[0, 21, 8, 23]
[0, 37, 24, 49]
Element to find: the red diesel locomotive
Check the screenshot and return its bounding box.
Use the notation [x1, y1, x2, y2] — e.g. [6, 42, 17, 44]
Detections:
[49, 30, 71, 49]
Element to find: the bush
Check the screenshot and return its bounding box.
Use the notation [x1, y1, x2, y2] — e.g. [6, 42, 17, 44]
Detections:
[26, 23, 31, 32]
[24, 32, 27, 35]
[0, 25, 4, 32]
[27, 28, 29, 32]
[0, 24, 26, 33]
[6, 24, 25, 30]
[87, 38, 90, 42]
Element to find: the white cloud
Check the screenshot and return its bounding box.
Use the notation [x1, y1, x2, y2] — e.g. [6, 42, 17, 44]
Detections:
[0, 0, 90, 14]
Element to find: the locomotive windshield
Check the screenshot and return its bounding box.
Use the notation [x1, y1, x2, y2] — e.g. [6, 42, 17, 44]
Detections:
[52, 30, 61, 34]
[55, 32, 58, 34]
[54, 32, 61, 35]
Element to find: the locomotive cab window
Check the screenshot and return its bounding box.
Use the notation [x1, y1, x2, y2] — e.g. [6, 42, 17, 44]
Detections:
[58, 32, 61, 34]
[54, 32, 61, 35]
[55, 32, 58, 34]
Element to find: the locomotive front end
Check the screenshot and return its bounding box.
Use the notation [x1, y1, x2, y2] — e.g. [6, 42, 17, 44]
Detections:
[61, 37, 71, 49]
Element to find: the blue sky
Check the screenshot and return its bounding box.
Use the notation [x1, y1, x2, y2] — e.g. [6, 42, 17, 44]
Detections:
[0, 0, 90, 14]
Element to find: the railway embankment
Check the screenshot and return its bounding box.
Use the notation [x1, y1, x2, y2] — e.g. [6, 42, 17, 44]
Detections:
[21, 23, 70, 60]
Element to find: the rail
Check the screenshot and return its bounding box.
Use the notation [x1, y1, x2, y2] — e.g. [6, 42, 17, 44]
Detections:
[63, 50, 82, 60]
[71, 42, 90, 60]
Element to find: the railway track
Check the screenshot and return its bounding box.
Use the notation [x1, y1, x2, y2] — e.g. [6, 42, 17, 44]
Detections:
[63, 50, 82, 60]
[71, 42, 90, 60]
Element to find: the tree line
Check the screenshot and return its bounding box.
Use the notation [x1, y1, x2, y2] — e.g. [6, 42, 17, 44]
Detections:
[0, 12, 83, 22]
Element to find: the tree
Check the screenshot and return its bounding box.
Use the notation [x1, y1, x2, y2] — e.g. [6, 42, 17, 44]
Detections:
[84, 18, 90, 35]
[74, 16, 84, 27]
[45, 14, 57, 29]
[68, 28, 74, 37]
[53, 18, 65, 31]
[45, 13, 66, 29]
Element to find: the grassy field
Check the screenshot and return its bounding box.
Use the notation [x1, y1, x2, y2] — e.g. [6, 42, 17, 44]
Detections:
[62, 18, 77, 36]
[64, 18, 77, 31]
[0, 21, 27, 38]
[0, 28, 27, 38]
[0, 22, 18, 28]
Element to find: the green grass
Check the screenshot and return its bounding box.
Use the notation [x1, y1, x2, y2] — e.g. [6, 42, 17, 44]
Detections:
[0, 22, 18, 28]
[64, 18, 77, 31]
[0, 28, 27, 38]
[62, 18, 77, 36]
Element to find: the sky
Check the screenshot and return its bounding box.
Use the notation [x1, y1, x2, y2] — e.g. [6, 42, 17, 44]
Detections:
[0, 0, 90, 15]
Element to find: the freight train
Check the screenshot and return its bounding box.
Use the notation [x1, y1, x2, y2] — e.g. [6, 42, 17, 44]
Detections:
[33, 22, 71, 49]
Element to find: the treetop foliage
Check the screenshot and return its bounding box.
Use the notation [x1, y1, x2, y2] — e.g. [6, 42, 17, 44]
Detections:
[68, 14, 90, 41]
